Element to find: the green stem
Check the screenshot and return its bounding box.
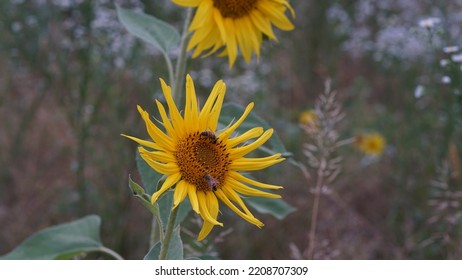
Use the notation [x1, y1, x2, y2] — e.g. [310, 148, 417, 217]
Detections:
[163, 51, 175, 89]
[305, 166, 323, 260]
[158, 206, 179, 260]
[98, 246, 124, 260]
[148, 8, 193, 258]
[171, 8, 193, 105]
[149, 211, 164, 249]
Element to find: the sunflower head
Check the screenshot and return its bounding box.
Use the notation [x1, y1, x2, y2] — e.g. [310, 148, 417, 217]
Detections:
[123, 74, 285, 240]
[298, 110, 318, 127]
[173, 0, 295, 67]
[354, 133, 386, 156]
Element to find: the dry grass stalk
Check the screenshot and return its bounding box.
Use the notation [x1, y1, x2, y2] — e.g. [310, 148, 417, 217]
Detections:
[300, 80, 345, 259]
[422, 158, 462, 258]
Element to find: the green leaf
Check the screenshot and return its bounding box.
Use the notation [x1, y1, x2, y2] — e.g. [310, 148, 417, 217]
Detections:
[128, 174, 146, 196]
[158, 191, 192, 227]
[116, 5, 180, 55]
[144, 242, 161, 260]
[158, 191, 174, 226]
[244, 197, 296, 220]
[219, 103, 293, 158]
[136, 150, 164, 195]
[0, 215, 105, 260]
[128, 175, 160, 216]
[144, 226, 183, 260]
[165, 226, 183, 260]
[176, 197, 192, 227]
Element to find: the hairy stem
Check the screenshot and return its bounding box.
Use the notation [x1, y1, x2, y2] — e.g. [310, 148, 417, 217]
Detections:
[305, 162, 324, 259]
[158, 206, 179, 260]
[171, 8, 193, 105]
[98, 246, 124, 260]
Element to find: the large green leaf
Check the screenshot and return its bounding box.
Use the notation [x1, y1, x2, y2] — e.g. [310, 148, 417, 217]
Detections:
[219, 103, 292, 158]
[164, 226, 183, 260]
[136, 150, 164, 195]
[116, 5, 180, 55]
[0, 215, 106, 260]
[158, 190, 192, 228]
[144, 242, 161, 260]
[244, 196, 296, 220]
[144, 226, 183, 260]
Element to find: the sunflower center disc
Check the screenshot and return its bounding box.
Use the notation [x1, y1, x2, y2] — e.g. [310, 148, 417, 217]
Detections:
[213, 0, 258, 18]
[175, 132, 230, 191]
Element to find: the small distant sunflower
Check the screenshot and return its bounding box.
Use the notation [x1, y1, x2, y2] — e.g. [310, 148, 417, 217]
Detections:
[298, 110, 317, 127]
[354, 133, 386, 156]
[173, 0, 295, 67]
[123, 75, 284, 240]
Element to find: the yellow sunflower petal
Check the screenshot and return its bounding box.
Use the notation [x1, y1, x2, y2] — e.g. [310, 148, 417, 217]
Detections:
[160, 79, 186, 137]
[137, 105, 175, 151]
[230, 154, 285, 171]
[197, 191, 223, 226]
[227, 177, 281, 198]
[151, 172, 182, 203]
[226, 127, 264, 148]
[139, 149, 180, 174]
[234, 19, 252, 63]
[155, 100, 176, 138]
[187, 182, 200, 214]
[138, 147, 176, 163]
[188, 10, 215, 48]
[171, 0, 201, 7]
[244, 16, 261, 56]
[219, 102, 254, 140]
[249, 9, 277, 40]
[215, 189, 264, 228]
[207, 83, 226, 132]
[228, 170, 283, 190]
[198, 80, 226, 130]
[223, 17, 238, 67]
[198, 221, 215, 241]
[197, 191, 221, 240]
[188, 0, 213, 30]
[229, 129, 273, 159]
[184, 74, 199, 132]
[173, 180, 188, 209]
[221, 185, 255, 217]
[213, 8, 227, 42]
[120, 134, 161, 150]
[272, 0, 296, 17]
[258, 1, 294, 31]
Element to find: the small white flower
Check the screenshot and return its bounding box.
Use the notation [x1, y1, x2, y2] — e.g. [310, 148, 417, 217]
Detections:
[414, 85, 425, 98]
[418, 17, 441, 29]
[440, 59, 450, 67]
[451, 53, 462, 63]
[442, 76, 451, 84]
[443, 46, 460, 54]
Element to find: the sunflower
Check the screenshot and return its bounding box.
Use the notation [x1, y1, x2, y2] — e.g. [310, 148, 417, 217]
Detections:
[173, 0, 295, 67]
[354, 133, 386, 156]
[298, 110, 317, 127]
[123, 75, 284, 240]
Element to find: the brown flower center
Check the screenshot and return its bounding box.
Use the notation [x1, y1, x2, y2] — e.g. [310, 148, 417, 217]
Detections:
[212, 0, 258, 18]
[175, 131, 231, 191]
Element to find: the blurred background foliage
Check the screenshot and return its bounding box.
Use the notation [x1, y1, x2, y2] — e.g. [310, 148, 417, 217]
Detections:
[1, 0, 462, 259]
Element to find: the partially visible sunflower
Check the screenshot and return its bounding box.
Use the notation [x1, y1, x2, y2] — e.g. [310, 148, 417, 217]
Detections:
[298, 110, 318, 127]
[123, 75, 284, 240]
[354, 133, 386, 156]
[173, 0, 295, 67]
